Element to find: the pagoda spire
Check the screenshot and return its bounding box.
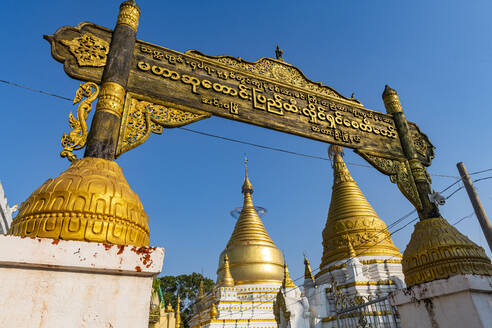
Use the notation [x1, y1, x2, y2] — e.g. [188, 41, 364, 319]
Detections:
[176, 292, 182, 328]
[303, 255, 315, 284]
[282, 263, 296, 289]
[227, 154, 275, 246]
[216, 154, 284, 285]
[320, 145, 401, 269]
[197, 279, 204, 298]
[218, 253, 235, 287]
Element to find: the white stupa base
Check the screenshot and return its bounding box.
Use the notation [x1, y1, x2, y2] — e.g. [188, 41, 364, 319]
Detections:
[389, 274, 492, 328]
[0, 234, 164, 328]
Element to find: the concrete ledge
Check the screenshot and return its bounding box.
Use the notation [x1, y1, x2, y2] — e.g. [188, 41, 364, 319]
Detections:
[389, 275, 492, 328]
[0, 234, 164, 275]
[389, 274, 492, 304]
[0, 235, 165, 327]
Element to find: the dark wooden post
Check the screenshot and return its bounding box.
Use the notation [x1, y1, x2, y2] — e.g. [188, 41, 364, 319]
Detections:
[84, 0, 140, 160]
[382, 85, 440, 220]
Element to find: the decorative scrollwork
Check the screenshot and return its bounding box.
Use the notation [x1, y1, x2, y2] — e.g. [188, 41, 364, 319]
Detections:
[356, 150, 423, 210]
[60, 82, 99, 162]
[61, 33, 109, 67]
[116, 94, 210, 157]
[328, 279, 372, 312]
[187, 50, 362, 105]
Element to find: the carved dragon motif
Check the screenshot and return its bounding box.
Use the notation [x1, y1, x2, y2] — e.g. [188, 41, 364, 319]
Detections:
[60, 82, 99, 161]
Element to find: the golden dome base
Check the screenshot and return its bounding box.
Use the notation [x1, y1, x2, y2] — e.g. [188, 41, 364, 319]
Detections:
[402, 217, 492, 287]
[8, 157, 149, 246]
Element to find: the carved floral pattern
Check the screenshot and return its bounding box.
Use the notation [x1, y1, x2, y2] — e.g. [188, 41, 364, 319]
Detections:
[61, 33, 109, 67]
[117, 97, 209, 157]
[188, 50, 361, 103]
[357, 152, 423, 211]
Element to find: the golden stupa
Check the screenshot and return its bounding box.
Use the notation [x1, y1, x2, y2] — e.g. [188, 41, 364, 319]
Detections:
[8, 157, 149, 246]
[320, 146, 401, 269]
[216, 157, 284, 285]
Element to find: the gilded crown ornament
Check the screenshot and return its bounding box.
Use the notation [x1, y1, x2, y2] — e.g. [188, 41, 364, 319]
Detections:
[319, 146, 401, 269]
[8, 157, 149, 246]
[117, 0, 140, 31]
[382, 85, 403, 114]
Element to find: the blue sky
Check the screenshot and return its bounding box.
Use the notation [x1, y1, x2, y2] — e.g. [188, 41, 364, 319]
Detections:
[1, 0, 492, 283]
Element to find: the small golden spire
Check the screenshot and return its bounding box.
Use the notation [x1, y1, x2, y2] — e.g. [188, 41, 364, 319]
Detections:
[197, 279, 204, 298]
[175, 293, 182, 328]
[210, 303, 218, 320]
[242, 153, 253, 195]
[304, 256, 315, 283]
[218, 253, 235, 287]
[282, 263, 296, 289]
[347, 239, 357, 258]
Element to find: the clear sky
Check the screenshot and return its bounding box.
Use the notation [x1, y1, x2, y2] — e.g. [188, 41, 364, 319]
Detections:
[1, 0, 492, 284]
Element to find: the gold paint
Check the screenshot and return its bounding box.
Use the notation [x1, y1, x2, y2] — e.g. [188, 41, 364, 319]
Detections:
[336, 280, 394, 290]
[96, 81, 125, 117]
[218, 253, 235, 287]
[205, 319, 277, 324]
[188, 50, 362, 106]
[315, 259, 401, 278]
[282, 264, 296, 289]
[8, 157, 149, 246]
[216, 159, 284, 285]
[209, 304, 217, 320]
[117, 0, 140, 31]
[197, 280, 204, 299]
[357, 150, 423, 211]
[347, 240, 356, 258]
[61, 82, 99, 162]
[176, 293, 182, 328]
[320, 150, 401, 269]
[61, 33, 109, 67]
[382, 85, 403, 114]
[322, 311, 393, 322]
[116, 93, 210, 157]
[218, 300, 273, 304]
[273, 288, 290, 326]
[304, 257, 315, 283]
[403, 217, 492, 287]
[408, 158, 428, 183]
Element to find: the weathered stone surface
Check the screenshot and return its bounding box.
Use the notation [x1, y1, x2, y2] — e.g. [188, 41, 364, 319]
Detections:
[0, 235, 164, 327]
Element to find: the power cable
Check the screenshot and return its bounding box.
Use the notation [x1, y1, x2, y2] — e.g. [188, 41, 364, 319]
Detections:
[0, 79, 73, 102]
[2, 78, 491, 179]
[3, 79, 492, 321]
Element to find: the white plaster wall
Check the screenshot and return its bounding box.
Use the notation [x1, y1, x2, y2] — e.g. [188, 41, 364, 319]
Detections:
[390, 275, 492, 328]
[0, 235, 165, 328]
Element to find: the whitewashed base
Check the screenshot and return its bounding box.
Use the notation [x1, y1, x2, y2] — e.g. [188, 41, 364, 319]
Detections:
[0, 235, 164, 328]
[389, 274, 492, 328]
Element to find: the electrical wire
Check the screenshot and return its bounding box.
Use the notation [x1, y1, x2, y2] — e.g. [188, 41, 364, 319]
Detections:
[3, 79, 492, 320]
[186, 175, 492, 321]
[0, 79, 73, 102]
[3, 78, 491, 179]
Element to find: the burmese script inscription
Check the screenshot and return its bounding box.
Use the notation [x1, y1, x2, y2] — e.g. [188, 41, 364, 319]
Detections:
[46, 23, 434, 162]
[129, 43, 404, 158]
